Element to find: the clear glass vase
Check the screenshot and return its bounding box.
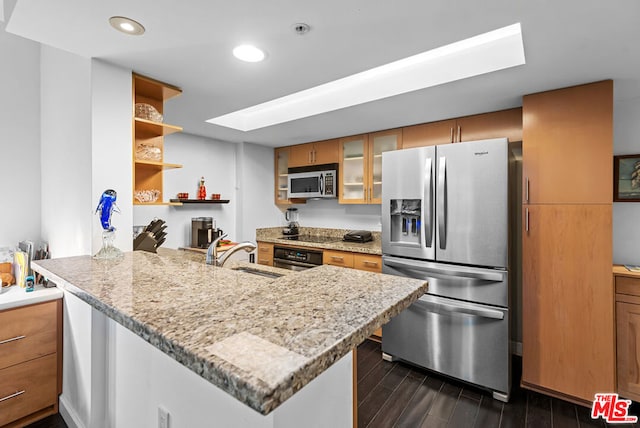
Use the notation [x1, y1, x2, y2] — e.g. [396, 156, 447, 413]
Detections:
[94, 230, 123, 259]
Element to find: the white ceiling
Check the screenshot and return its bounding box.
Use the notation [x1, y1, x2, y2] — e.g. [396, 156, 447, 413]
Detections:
[5, 0, 640, 147]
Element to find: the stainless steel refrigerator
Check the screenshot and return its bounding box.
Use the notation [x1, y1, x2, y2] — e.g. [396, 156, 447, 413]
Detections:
[381, 137, 512, 401]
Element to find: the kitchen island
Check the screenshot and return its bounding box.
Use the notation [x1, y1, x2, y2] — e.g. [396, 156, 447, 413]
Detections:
[32, 249, 426, 427]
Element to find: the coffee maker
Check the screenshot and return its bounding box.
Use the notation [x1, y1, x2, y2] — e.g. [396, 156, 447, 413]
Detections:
[191, 217, 223, 248]
[282, 208, 299, 238]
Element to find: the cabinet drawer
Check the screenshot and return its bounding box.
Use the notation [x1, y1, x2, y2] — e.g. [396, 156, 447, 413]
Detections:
[0, 301, 58, 370]
[616, 276, 640, 297]
[256, 242, 274, 266]
[353, 254, 382, 273]
[323, 250, 354, 268]
[0, 353, 58, 426]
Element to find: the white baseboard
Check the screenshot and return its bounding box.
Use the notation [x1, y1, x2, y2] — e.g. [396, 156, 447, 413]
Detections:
[510, 340, 523, 356]
[59, 394, 85, 428]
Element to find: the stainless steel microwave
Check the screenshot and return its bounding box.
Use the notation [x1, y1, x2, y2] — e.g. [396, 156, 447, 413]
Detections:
[287, 164, 338, 199]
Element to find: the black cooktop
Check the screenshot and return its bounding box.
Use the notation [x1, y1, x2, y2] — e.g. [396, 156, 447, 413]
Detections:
[281, 235, 341, 244]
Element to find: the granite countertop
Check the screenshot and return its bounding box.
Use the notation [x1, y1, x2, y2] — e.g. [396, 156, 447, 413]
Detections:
[32, 248, 426, 415]
[256, 227, 382, 255]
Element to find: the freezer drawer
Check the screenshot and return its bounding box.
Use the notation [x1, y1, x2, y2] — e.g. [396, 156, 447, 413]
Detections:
[382, 294, 510, 397]
[383, 256, 508, 307]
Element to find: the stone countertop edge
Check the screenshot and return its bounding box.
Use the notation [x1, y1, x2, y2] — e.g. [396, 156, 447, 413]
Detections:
[32, 256, 426, 415]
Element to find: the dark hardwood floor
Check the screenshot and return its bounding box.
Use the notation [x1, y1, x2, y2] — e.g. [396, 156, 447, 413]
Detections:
[27, 338, 639, 428]
[357, 339, 639, 428]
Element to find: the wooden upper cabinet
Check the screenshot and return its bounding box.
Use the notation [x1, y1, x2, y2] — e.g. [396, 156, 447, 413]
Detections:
[289, 139, 339, 168]
[522, 80, 613, 204]
[339, 129, 401, 204]
[401, 108, 522, 150]
[274, 147, 290, 204]
[456, 108, 522, 143]
[402, 119, 455, 148]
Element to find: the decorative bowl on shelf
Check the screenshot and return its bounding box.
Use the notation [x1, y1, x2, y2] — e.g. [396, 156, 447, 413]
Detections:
[135, 103, 163, 123]
[134, 189, 160, 203]
[135, 142, 162, 161]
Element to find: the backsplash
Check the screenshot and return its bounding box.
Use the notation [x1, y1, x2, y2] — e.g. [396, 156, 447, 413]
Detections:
[286, 199, 382, 231]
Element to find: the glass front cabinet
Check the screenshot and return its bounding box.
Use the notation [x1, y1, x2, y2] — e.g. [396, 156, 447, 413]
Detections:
[339, 129, 402, 204]
[274, 147, 291, 204]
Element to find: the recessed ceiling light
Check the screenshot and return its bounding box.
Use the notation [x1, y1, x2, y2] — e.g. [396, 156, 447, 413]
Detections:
[233, 45, 265, 63]
[109, 16, 145, 36]
[208, 23, 526, 132]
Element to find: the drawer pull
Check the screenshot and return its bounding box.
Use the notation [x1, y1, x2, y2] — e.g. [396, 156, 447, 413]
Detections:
[331, 256, 344, 261]
[259, 248, 269, 252]
[363, 261, 379, 266]
[0, 390, 25, 403]
[0, 335, 26, 345]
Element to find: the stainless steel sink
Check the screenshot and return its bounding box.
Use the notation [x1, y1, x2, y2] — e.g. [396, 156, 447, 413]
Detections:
[231, 267, 284, 279]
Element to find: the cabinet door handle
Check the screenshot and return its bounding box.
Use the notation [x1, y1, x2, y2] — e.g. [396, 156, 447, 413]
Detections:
[457, 125, 461, 143]
[525, 178, 529, 203]
[525, 208, 529, 233]
[362, 260, 379, 266]
[313, 150, 316, 163]
[331, 256, 344, 261]
[0, 390, 25, 403]
[308, 151, 312, 164]
[449, 127, 454, 144]
[0, 335, 26, 345]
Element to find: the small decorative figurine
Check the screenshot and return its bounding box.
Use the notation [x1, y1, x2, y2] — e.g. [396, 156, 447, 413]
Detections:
[94, 189, 123, 259]
[198, 176, 207, 200]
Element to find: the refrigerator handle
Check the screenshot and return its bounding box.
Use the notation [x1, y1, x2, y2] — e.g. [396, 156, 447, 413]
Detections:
[437, 156, 447, 249]
[424, 157, 433, 248]
[415, 297, 504, 320]
[383, 257, 505, 281]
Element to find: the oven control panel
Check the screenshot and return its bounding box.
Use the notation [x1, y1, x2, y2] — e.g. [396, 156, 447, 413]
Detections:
[273, 247, 323, 266]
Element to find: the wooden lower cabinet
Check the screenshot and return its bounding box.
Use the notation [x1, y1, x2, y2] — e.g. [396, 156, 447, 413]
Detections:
[0, 300, 62, 427]
[256, 242, 274, 266]
[323, 250, 354, 268]
[522, 204, 614, 404]
[615, 270, 640, 401]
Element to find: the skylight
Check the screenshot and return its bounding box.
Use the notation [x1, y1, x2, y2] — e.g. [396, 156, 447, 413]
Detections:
[207, 23, 525, 132]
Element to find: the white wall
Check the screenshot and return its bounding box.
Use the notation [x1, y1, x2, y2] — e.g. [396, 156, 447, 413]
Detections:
[613, 95, 640, 265]
[0, 22, 41, 247]
[91, 60, 133, 254]
[237, 142, 283, 241]
[133, 133, 237, 249]
[40, 45, 92, 258]
[288, 200, 382, 231]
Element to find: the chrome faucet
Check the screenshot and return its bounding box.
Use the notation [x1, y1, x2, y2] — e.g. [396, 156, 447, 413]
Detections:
[216, 242, 257, 267]
[205, 234, 257, 267]
[206, 233, 228, 265]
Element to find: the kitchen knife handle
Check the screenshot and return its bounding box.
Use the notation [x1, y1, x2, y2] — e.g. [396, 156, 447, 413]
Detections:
[437, 156, 447, 249]
[424, 157, 433, 248]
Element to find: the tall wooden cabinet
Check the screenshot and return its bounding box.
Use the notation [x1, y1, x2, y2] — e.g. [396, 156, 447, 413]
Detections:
[132, 73, 183, 205]
[521, 80, 614, 405]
